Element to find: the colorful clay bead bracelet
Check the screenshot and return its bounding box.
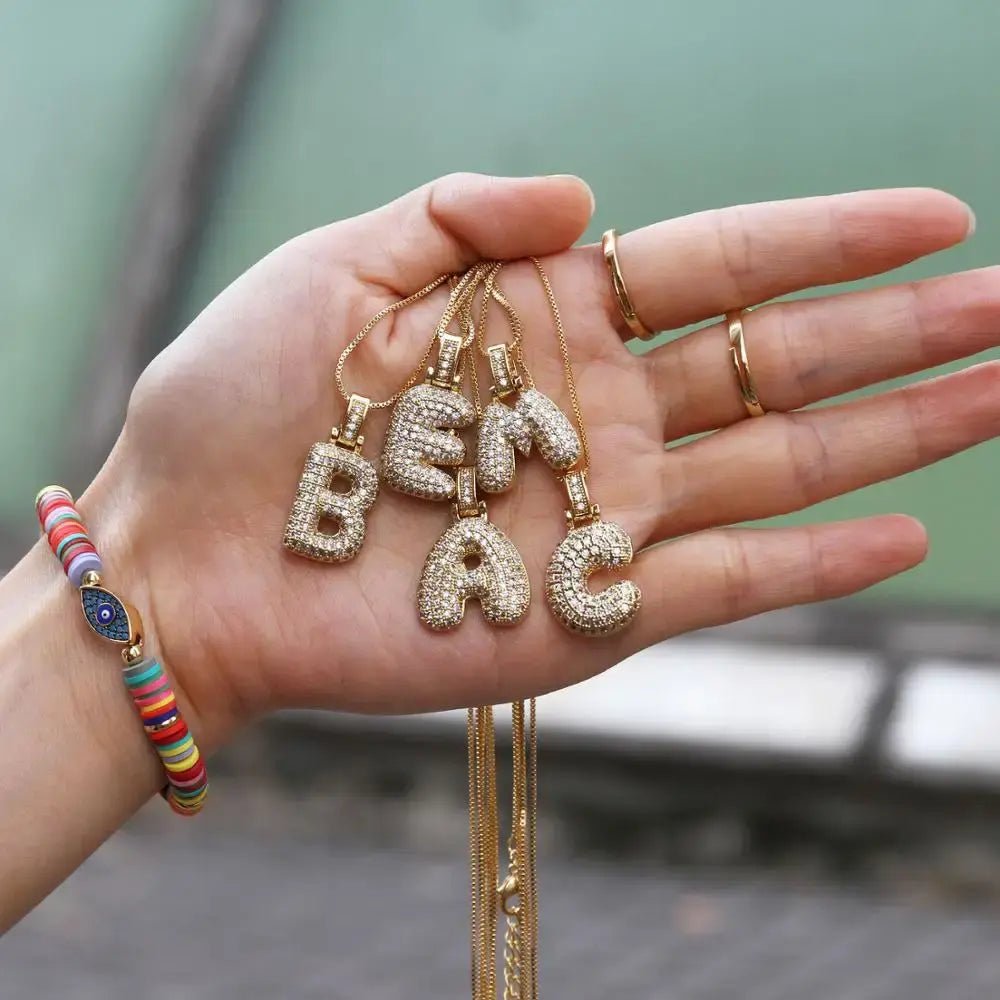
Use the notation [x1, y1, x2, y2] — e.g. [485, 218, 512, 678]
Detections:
[35, 486, 208, 816]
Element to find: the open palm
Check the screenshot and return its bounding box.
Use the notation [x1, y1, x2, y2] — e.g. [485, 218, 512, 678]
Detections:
[84, 173, 999, 747]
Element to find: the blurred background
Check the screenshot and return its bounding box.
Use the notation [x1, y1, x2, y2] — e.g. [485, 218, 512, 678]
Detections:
[2, 1, 1000, 997]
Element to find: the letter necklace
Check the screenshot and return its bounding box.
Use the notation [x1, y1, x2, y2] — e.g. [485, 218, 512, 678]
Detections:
[282, 274, 449, 563]
[531, 257, 643, 636]
[474, 268, 582, 494]
[379, 263, 493, 502]
[458, 266, 536, 999]
[469, 696, 538, 1000]
[418, 263, 530, 631]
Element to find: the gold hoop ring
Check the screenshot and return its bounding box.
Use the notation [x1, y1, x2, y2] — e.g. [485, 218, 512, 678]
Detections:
[727, 310, 765, 417]
[601, 229, 654, 341]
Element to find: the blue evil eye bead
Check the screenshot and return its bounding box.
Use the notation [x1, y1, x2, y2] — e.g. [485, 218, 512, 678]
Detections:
[80, 586, 132, 643]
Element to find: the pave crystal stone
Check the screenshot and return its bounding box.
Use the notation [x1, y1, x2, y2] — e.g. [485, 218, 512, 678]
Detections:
[381, 384, 476, 501]
[544, 520, 641, 636]
[418, 515, 530, 630]
[477, 389, 582, 493]
[283, 441, 379, 562]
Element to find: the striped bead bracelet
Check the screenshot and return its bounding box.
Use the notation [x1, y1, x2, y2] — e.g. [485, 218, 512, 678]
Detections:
[36, 486, 208, 816]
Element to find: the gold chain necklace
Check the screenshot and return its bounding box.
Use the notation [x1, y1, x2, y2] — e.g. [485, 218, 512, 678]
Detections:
[463, 265, 538, 1000]
[390, 262, 532, 632]
[282, 274, 449, 563]
[378, 263, 492, 501]
[530, 257, 642, 635]
[471, 265, 582, 495]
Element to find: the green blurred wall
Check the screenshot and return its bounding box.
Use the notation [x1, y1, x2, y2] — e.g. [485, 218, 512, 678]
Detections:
[0, 0, 203, 526]
[3, 1, 999, 606]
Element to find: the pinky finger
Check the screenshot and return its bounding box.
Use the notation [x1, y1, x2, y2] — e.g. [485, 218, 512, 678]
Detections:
[629, 514, 928, 648]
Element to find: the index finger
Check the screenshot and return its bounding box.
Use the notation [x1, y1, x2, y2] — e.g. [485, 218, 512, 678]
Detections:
[596, 188, 974, 338]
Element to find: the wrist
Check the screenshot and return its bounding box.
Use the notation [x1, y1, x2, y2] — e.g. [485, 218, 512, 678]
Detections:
[80, 446, 243, 754]
[0, 538, 165, 927]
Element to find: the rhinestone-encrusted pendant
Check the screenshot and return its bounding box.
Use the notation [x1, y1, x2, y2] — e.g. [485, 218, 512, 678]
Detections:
[476, 344, 581, 493]
[381, 332, 476, 501]
[284, 394, 379, 563]
[544, 471, 641, 636]
[418, 467, 530, 630]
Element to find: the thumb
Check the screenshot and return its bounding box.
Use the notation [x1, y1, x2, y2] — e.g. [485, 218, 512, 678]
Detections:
[337, 172, 595, 290]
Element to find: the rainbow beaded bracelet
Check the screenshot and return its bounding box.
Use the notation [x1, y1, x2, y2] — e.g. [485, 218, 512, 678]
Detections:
[36, 486, 208, 816]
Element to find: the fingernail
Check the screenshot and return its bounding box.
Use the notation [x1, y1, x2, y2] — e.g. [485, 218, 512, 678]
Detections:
[553, 174, 596, 216]
[965, 204, 977, 238]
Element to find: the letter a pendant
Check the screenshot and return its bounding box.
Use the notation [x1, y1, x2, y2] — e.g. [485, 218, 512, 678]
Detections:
[418, 467, 530, 630]
[283, 394, 379, 563]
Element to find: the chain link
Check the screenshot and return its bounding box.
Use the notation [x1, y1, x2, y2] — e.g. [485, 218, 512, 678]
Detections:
[529, 257, 590, 470]
[333, 274, 448, 409]
[334, 263, 495, 410]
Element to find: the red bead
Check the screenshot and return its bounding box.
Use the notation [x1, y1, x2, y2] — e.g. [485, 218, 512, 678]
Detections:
[167, 760, 206, 785]
[139, 698, 177, 722]
[170, 769, 207, 790]
[48, 520, 87, 552]
[148, 719, 187, 744]
[37, 495, 75, 524]
[58, 539, 95, 567]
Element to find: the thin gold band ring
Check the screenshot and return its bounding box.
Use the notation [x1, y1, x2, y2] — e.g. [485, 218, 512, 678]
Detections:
[601, 229, 654, 341]
[726, 310, 765, 417]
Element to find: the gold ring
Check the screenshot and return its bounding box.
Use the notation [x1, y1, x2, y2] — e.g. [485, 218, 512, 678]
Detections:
[601, 229, 653, 341]
[726, 310, 765, 417]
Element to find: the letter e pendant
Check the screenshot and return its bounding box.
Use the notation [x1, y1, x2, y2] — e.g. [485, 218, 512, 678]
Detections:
[381, 332, 476, 501]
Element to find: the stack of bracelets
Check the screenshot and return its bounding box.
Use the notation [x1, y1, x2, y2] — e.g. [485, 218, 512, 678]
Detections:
[35, 485, 208, 816]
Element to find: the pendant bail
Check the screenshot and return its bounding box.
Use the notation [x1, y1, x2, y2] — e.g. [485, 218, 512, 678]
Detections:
[563, 469, 600, 527]
[487, 343, 523, 399]
[427, 331, 464, 390]
[454, 465, 487, 519]
[330, 393, 371, 452]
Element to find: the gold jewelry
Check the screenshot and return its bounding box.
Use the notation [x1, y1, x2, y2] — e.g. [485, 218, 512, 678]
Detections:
[727, 310, 766, 417]
[459, 267, 538, 999]
[417, 265, 530, 631]
[468, 698, 538, 1000]
[601, 228, 654, 341]
[532, 257, 642, 636]
[380, 265, 491, 500]
[473, 268, 581, 493]
[283, 274, 449, 562]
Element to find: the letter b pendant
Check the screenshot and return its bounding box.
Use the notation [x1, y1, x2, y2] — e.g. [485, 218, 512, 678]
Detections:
[283, 395, 379, 564]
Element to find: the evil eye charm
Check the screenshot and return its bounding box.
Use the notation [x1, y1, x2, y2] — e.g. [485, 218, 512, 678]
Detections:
[81, 586, 133, 644]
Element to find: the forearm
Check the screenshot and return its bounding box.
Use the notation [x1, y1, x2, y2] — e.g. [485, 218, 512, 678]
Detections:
[0, 538, 171, 930]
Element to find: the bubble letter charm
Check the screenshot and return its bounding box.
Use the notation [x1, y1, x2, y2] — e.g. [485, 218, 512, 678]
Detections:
[478, 389, 581, 492]
[418, 468, 530, 630]
[477, 343, 581, 493]
[284, 394, 378, 563]
[284, 443, 379, 562]
[381, 333, 476, 501]
[544, 472, 641, 636]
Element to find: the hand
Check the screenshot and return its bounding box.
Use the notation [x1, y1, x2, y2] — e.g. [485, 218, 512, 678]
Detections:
[85, 173, 996, 747]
